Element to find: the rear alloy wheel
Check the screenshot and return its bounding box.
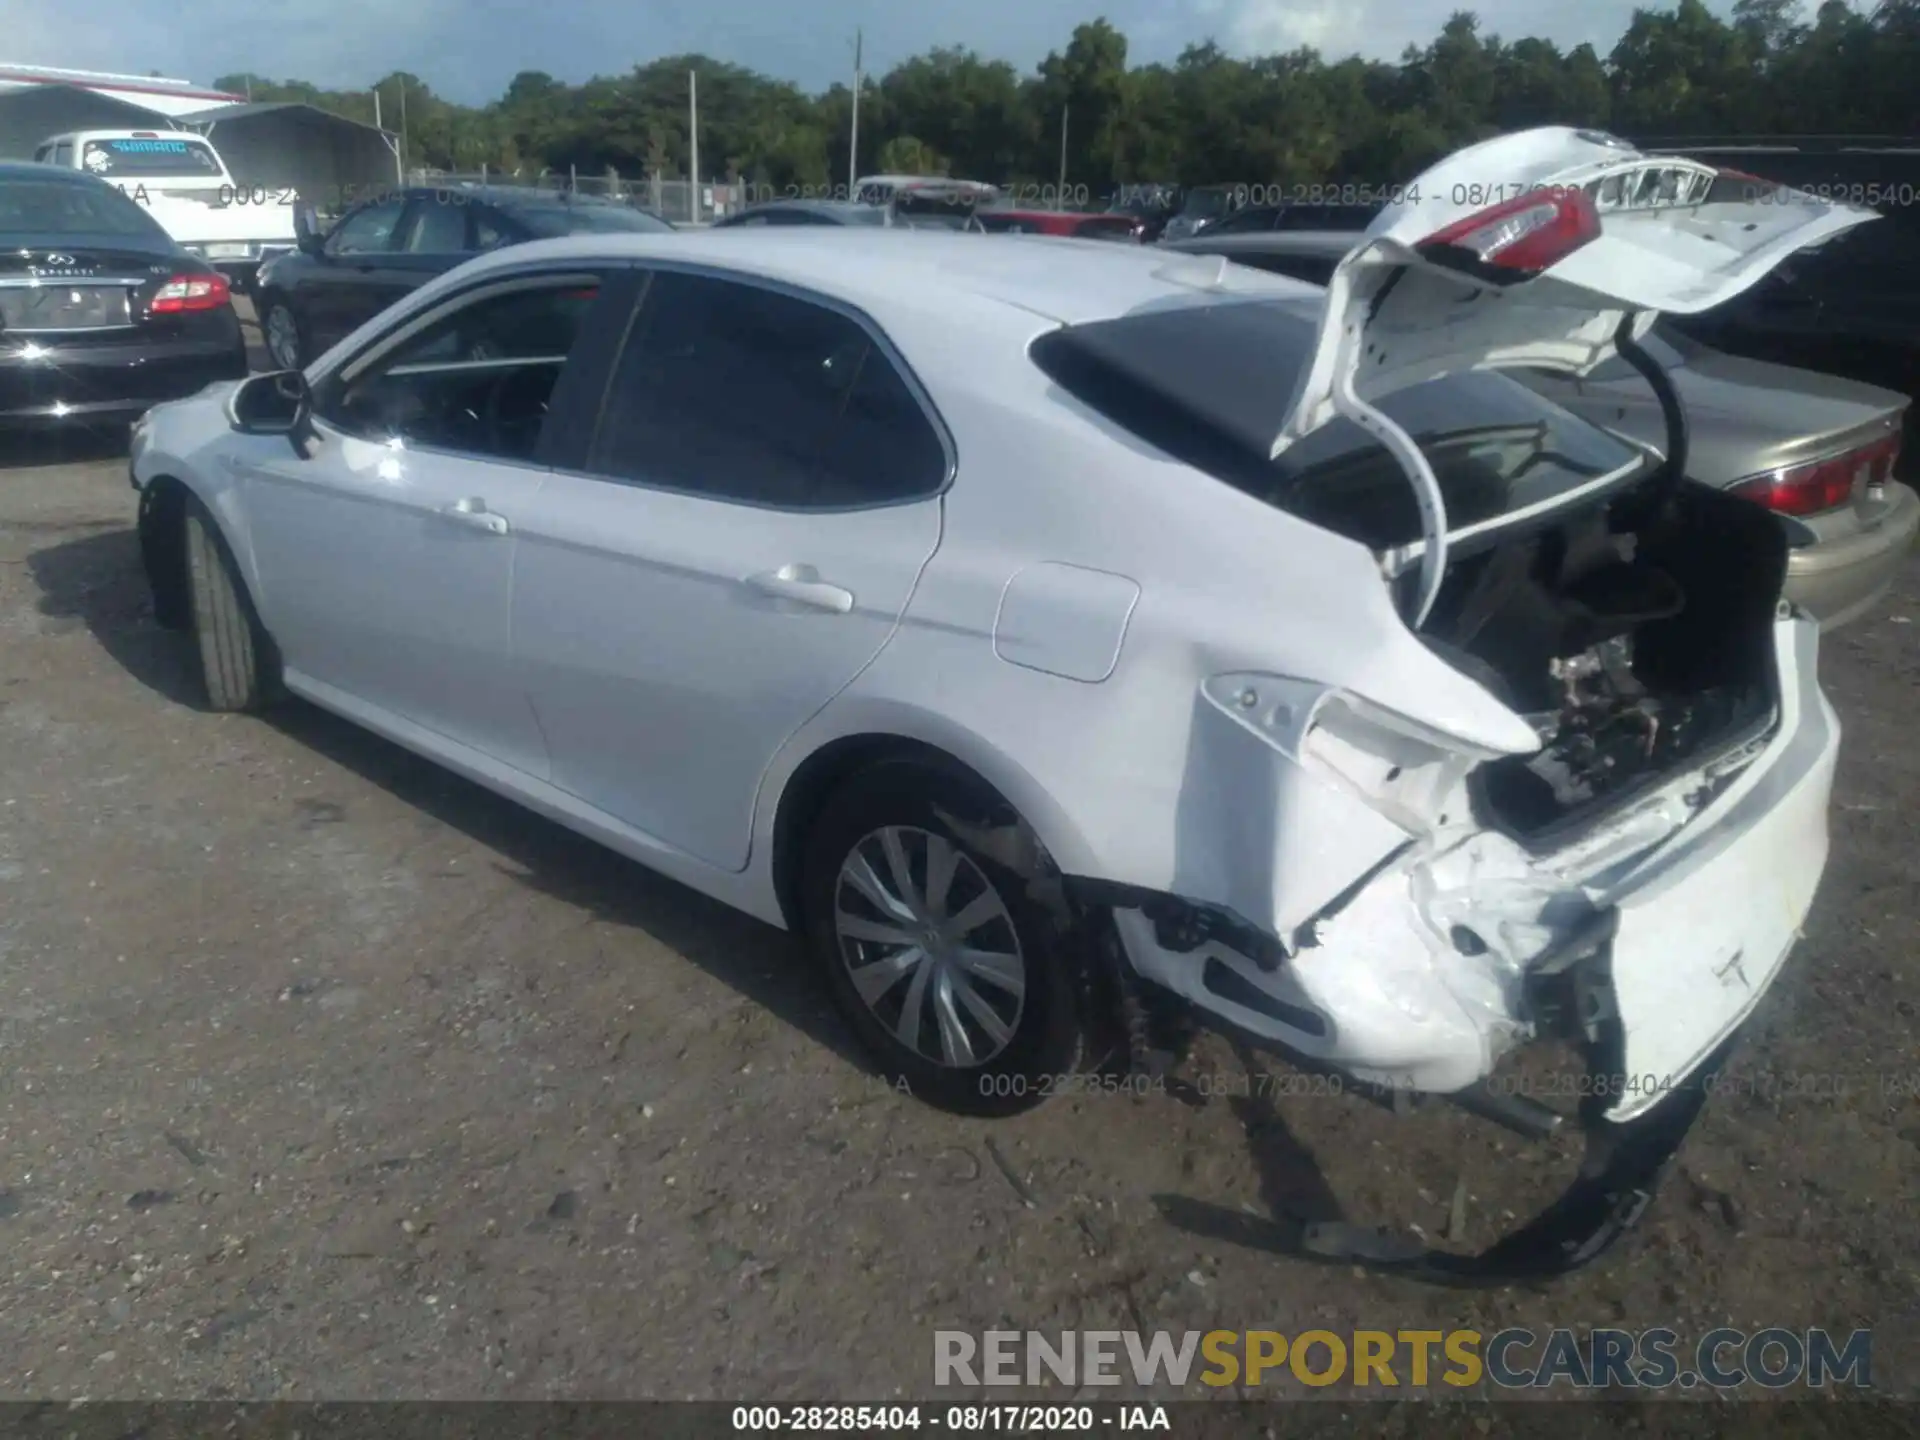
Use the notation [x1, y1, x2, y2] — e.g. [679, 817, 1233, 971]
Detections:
[801, 761, 1086, 1115]
[263, 299, 304, 370]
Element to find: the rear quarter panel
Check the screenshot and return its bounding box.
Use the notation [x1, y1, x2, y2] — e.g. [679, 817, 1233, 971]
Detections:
[757, 296, 1536, 932]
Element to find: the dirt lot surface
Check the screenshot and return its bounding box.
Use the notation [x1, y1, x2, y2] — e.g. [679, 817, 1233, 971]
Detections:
[0, 312, 1917, 1402]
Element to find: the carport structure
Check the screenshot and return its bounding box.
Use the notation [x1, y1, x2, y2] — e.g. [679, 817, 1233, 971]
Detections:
[0, 82, 181, 159]
[176, 101, 401, 210]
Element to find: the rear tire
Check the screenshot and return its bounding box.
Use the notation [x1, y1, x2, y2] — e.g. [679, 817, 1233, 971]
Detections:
[184, 499, 279, 712]
[800, 759, 1087, 1116]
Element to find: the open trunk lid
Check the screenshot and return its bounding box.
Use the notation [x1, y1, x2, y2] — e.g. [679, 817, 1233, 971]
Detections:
[1273, 127, 1881, 624]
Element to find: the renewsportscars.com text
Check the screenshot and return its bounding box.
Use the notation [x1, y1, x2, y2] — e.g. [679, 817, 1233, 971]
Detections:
[934, 1327, 1873, 1391]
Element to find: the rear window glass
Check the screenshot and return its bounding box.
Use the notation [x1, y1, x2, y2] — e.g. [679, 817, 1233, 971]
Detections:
[81, 137, 222, 177]
[515, 204, 672, 236]
[0, 177, 169, 238]
[1582, 327, 1693, 382]
[1031, 300, 1647, 550]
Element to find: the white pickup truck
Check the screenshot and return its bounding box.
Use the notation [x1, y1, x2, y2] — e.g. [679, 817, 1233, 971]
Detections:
[31, 128, 297, 291]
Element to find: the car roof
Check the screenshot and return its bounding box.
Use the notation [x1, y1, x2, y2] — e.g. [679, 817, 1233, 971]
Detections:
[444, 227, 1320, 327]
[0, 160, 119, 184]
[1165, 230, 1366, 256]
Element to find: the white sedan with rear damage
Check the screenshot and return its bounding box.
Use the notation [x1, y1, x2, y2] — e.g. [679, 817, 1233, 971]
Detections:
[127, 129, 1875, 1282]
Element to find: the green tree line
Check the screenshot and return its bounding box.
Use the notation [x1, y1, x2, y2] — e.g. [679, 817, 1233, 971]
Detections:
[216, 0, 1920, 196]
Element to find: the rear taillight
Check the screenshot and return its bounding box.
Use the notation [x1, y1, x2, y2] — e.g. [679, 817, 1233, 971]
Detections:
[1730, 428, 1902, 517]
[150, 272, 231, 314]
[1417, 186, 1601, 281]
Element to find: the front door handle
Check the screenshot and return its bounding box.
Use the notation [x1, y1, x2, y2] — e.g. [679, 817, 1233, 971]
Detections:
[439, 497, 509, 535]
[744, 564, 854, 614]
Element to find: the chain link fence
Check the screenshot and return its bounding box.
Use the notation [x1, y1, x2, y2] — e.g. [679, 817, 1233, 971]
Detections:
[404, 169, 754, 226]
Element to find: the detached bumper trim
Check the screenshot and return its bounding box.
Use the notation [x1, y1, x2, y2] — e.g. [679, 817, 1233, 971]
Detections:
[1298, 951, 1740, 1287]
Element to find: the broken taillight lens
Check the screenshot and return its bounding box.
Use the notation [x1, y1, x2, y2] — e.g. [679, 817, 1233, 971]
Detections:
[1729, 428, 1902, 517]
[1416, 187, 1602, 281]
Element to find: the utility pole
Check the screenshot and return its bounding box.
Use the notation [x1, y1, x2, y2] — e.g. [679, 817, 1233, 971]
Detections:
[689, 68, 700, 223]
[1057, 104, 1069, 206]
[848, 29, 862, 198]
[398, 77, 409, 179]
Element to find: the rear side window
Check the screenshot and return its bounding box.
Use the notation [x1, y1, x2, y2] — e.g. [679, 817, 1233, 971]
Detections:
[81, 137, 222, 177]
[400, 197, 469, 252]
[328, 198, 405, 255]
[587, 271, 947, 509]
[1031, 300, 1645, 549]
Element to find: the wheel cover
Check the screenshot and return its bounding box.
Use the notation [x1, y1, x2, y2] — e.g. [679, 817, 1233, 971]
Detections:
[265, 305, 300, 369]
[834, 825, 1026, 1068]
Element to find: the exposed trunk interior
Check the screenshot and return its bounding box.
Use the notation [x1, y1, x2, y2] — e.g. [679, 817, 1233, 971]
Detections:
[1420, 479, 1790, 847]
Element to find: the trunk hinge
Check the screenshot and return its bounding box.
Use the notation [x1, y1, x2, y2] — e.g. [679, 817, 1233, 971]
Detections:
[1613, 312, 1688, 493]
[1333, 363, 1450, 630]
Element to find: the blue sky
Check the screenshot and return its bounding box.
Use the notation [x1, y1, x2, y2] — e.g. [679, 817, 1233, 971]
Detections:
[13, 0, 1719, 105]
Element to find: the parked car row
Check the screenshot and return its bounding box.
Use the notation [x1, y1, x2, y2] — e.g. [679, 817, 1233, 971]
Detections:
[117, 127, 1891, 1281]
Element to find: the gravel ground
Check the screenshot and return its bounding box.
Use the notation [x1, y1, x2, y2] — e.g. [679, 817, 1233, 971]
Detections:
[0, 314, 1916, 1402]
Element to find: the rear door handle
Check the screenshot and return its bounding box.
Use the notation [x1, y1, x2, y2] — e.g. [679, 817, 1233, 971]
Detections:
[745, 564, 854, 614]
[439, 497, 509, 535]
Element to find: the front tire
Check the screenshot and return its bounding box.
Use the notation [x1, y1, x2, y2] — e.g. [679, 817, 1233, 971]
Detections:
[261, 296, 306, 371]
[184, 499, 279, 712]
[801, 759, 1087, 1116]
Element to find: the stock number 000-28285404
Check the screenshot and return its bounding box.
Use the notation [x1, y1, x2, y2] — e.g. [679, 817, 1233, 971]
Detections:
[732, 1406, 1104, 1432]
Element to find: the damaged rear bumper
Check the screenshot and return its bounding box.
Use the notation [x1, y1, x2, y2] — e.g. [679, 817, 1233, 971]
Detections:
[1090, 610, 1838, 1279]
[1299, 1019, 1741, 1285]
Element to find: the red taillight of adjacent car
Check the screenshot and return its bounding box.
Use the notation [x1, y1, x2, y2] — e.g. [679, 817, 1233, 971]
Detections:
[150, 272, 231, 314]
[1416, 185, 1602, 280]
[1730, 427, 1903, 517]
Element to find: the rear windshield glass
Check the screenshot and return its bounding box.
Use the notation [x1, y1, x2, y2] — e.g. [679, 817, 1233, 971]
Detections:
[0, 177, 169, 239]
[81, 137, 222, 177]
[1031, 299, 1647, 550]
[1581, 326, 1693, 383]
[515, 204, 672, 236]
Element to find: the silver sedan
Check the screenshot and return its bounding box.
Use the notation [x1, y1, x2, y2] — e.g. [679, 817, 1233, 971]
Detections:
[1162, 229, 1918, 628]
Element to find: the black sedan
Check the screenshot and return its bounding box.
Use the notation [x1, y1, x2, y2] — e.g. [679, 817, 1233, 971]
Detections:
[255, 186, 673, 370]
[0, 162, 249, 430]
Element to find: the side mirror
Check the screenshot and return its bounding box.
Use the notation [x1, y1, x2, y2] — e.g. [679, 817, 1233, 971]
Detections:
[294, 203, 325, 256]
[231, 370, 314, 453]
